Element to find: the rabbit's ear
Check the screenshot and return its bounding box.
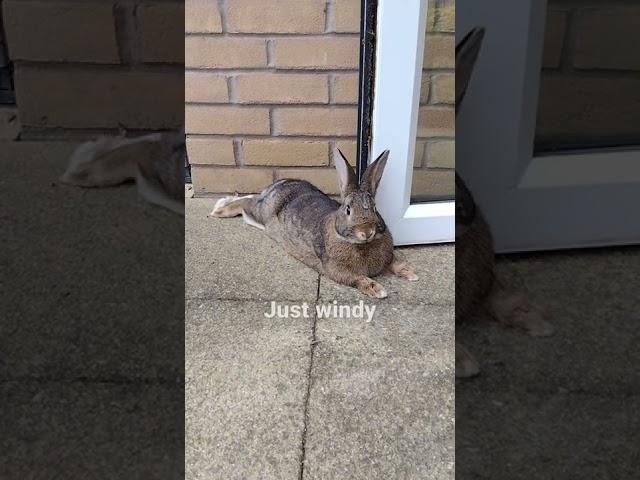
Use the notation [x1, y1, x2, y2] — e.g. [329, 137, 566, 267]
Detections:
[334, 149, 358, 199]
[361, 150, 389, 196]
[456, 27, 485, 114]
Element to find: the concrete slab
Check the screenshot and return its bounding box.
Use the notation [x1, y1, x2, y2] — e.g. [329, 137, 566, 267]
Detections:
[456, 391, 640, 480]
[318, 244, 454, 306]
[2, 382, 183, 479]
[303, 304, 454, 480]
[456, 247, 640, 478]
[186, 299, 312, 480]
[1, 141, 184, 380]
[186, 198, 319, 303]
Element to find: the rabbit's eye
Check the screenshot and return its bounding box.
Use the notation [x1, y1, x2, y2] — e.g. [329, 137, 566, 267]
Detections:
[345, 206, 351, 215]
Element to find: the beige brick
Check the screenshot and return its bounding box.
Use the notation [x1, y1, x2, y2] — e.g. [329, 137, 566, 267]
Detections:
[426, 141, 455, 169]
[411, 170, 454, 198]
[427, 3, 454, 33]
[186, 0, 222, 33]
[3, 1, 118, 63]
[573, 8, 640, 70]
[187, 138, 236, 165]
[420, 74, 431, 104]
[431, 74, 454, 104]
[235, 74, 328, 104]
[186, 37, 267, 68]
[333, 74, 359, 104]
[414, 141, 426, 168]
[243, 140, 328, 166]
[334, 141, 357, 166]
[416, 107, 454, 137]
[186, 105, 270, 135]
[334, 0, 360, 33]
[226, 0, 325, 33]
[139, 3, 185, 63]
[274, 107, 357, 136]
[186, 72, 228, 103]
[274, 37, 359, 70]
[276, 168, 340, 195]
[542, 9, 567, 69]
[193, 167, 273, 194]
[423, 35, 454, 69]
[14, 66, 182, 129]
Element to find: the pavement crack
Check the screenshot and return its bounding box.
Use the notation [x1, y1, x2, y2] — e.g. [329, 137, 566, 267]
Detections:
[298, 274, 321, 480]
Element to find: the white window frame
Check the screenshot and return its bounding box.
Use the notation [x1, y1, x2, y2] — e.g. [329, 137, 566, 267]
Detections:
[458, 0, 640, 252]
[370, 0, 455, 246]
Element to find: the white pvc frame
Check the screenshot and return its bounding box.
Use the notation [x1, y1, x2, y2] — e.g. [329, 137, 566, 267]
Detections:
[458, 0, 640, 252]
[370, 0, 454, 246]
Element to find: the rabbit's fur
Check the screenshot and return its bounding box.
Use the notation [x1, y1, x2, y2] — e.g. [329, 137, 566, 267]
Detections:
[60, 130, 185, 215]
[455, 28, 553, 378]
[211, 150, 418, 298]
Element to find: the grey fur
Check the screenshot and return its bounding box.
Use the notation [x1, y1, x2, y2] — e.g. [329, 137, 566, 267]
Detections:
[212, 150, 418, 298]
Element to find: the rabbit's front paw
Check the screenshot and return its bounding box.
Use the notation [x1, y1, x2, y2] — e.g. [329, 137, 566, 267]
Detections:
[356, 278, 388, 298]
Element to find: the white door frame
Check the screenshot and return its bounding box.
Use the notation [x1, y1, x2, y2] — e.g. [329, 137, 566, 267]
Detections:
[371, 0, 455, 246]
[458, 0, 640, 252]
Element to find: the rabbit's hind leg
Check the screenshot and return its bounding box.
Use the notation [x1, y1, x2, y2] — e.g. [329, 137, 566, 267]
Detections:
[488, 286, 554, 337]
[387, 257, 419, 281]
[209, 194, 255, 218]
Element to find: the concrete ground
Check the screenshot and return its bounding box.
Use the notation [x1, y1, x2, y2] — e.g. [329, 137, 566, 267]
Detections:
[186, 198, 455, 480]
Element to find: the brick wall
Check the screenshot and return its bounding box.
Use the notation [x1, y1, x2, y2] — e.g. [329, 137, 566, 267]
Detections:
[1, 0, 184, 136]
[537, 0, 640, 151]
[186, 0, 455, 195]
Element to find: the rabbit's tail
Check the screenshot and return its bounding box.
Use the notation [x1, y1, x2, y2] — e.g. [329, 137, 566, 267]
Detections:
[209, 194, 264, 230]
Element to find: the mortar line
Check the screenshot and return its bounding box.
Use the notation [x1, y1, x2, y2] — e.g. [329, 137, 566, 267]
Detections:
[298, 274, 321, 480]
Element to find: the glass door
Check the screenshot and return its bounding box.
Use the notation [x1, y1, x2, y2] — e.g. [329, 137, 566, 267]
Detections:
[370, 0, 455, 246]
[457, 0, 640, 252]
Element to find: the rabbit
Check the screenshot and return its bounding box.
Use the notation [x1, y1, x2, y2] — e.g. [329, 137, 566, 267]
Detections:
[210, 150, 418, 298]
[455, 28, 554, 378]
[60, 130, 185, 215]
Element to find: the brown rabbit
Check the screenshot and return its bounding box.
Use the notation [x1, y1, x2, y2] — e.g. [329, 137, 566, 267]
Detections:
[456, 28, 553, 378]
[211, 150, 418, 298]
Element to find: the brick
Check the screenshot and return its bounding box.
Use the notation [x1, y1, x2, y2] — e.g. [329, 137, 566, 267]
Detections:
[186, 72, 228, 103]
[431, 74, 454, 104]
[273, 37, 359, 70]
[186, 105, 270, 135]
[416, 107, 454, 137]
[235, 74, 328, 104]
[332, 74, 359, 104]
[276, 168, 340, 195]
[187, 138, 236, 165]
[427, 2, 455, 33]
[334, 0, 360, 33]
[186, 37, 267, 68]
[423, 35, 454, 69]
[14, 66, 182, 129]
[2, 1, 118, 63]
[334, 141, 357, 166]
[573, 8, 640, 70]
[226, 0, 325, 33]
[274, 107, 357, 136]
[411, 170, 454, 198]
[243, 140, 328, 166]
[186, 0, 222, 33]
[192, 167, 273, 194]
[426, 141, 455, 169]
[536, 75, 640, 149]
[414, 141, 426, 168]
[420, 74, 431, 104]
[542, 9, 566, 69]
[139, 3, 185, 63]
